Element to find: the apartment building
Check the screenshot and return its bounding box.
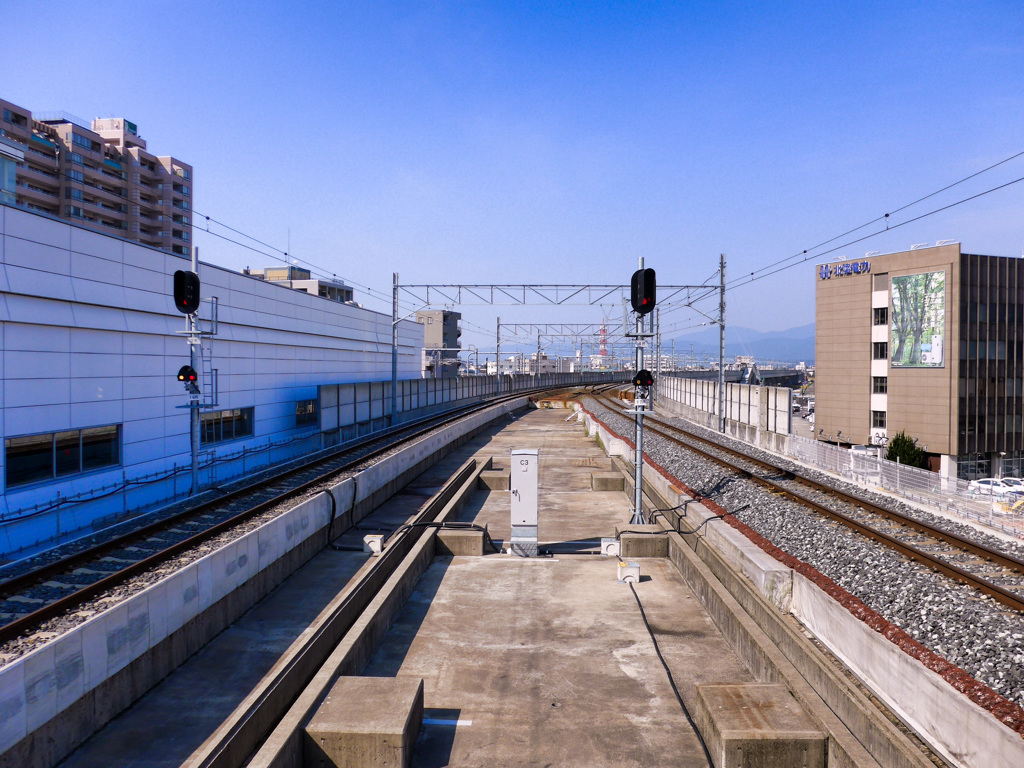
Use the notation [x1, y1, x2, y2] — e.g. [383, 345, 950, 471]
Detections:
[0, 97, 193, 256]
[246, 265, 356, 303]
[815, 243, 1024, 479]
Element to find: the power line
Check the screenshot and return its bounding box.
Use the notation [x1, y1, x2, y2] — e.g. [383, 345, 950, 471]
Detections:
[729, 172, 1024, 291]
[736, 149, 1024, 287]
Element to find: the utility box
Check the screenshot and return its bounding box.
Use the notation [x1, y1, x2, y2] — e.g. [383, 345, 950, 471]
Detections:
[510, 448, 539, 556]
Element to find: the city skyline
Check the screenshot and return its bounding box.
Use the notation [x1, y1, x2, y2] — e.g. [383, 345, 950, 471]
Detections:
[3, 1, 1023, 349]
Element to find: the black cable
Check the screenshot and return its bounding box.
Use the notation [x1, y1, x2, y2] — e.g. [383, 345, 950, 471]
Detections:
[679, 504, 750, 537]
[627, 580, 714, 767]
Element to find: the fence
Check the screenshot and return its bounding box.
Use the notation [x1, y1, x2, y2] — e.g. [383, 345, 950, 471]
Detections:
[786, 436, 1023, 540]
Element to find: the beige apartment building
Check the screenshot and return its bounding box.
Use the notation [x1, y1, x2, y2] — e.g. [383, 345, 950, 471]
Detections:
[816, 243, 1024, 480]
[0, 97, 192, 256]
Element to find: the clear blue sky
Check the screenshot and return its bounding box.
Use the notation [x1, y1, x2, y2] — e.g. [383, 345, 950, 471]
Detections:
[4, 1, 1024, 349]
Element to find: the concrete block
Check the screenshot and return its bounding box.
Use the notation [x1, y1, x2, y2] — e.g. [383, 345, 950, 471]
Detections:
[304, 676, 424, 768]
[146, 581, 169, 647]
[127, 592, 151, 662]
[104, 603, 131, 677]
[478, 469, 509, 490]
[80, 615, 108, 693]
[53, 629, 85, 713]
[695, 683, 826, 768]
[591, 471, 624, 491]
[436, 527, 486, 556]
[23, 644, 56, 732]
[179, 566, 201, 625]
[620, 531, 669, 558]
[0, 658, 27, 753]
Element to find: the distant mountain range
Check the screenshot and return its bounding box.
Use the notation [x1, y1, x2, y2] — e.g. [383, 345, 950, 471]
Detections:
[669, 322, 815, 365]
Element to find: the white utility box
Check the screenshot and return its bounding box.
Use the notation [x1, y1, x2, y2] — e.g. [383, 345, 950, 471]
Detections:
[617, 561, 641, 583]
[510, 448, 539, 557]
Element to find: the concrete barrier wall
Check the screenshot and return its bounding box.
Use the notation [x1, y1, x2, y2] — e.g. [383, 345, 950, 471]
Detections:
[0, 396, 529, 768]
[575, 401, 1024, 768]
[319, 372, 623, 443]
[791, 573, 1024, 768]
[656, 375, 792, 450]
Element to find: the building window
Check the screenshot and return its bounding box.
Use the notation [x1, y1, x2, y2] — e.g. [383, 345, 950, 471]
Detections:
[5, 425, 120, 488]
[295, 399, 318, 427]
[872, 411, 887, 429]
[65, 205, 85, 218]
[873, 307, 888, 325]
[872, 342, 888, 360]
[66, 169, 85, 183]
[200, 407, 254, 445]
[872, 272, 888, 291]
[65, 188, 83, 200]
[872, 376, 887, 394]
[71, 133, 100, 153]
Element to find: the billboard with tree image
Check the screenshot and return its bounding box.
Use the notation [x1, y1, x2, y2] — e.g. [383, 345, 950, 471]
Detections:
[890, 271, 945, 367]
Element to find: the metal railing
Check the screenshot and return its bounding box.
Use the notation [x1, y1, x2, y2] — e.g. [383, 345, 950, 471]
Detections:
[787, 435, 1024, 539]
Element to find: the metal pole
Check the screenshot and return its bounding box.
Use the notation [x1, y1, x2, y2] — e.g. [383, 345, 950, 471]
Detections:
[189, 247, 200, 495]
[496, 316, 501, 395]
[632, 256, 646, 525]
[391, 273, 399, 424]
[718, 253, 726, 433]
[654, 307, 661, 407]
[536, 331, 541, 377]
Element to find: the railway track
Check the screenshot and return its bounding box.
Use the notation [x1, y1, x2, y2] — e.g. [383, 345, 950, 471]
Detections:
[594, 390, 1024, 615]
[0, 385, 604, 650]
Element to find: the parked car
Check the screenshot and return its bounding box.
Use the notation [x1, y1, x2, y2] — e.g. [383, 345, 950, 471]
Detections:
[967, 478, 1024, 499]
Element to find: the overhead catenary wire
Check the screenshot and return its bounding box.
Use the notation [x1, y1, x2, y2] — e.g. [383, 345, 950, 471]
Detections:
[728, 172, 1024, 292]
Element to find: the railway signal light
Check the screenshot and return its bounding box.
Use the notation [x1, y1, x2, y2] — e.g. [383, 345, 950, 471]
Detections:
[632, 369, 654, 387]
[630, 268, 656, 315]
[177, 365, 200, 394]
[173, 270, 201, 315]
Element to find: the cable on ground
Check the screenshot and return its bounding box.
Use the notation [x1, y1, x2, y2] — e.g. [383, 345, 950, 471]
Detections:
[627, 580, 714, 767]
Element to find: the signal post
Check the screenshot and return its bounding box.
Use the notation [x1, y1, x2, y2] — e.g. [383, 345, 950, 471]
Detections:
[627, 261, 656, 524]
[173, 254, 202, 495]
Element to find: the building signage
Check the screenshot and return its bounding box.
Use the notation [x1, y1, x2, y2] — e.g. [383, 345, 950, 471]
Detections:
[818, 261, 871, 280]
[891, 271, 945, 368]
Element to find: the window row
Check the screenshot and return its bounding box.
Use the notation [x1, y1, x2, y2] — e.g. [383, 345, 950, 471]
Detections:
[6, 425, 120, 488]
[5, 401, 320, 485]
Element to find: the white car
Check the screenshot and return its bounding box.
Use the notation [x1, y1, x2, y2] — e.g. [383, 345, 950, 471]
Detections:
[968, 478, 1024, 499]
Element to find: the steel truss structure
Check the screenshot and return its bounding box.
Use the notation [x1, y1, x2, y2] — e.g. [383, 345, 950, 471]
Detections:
[390, 274, 727, 422]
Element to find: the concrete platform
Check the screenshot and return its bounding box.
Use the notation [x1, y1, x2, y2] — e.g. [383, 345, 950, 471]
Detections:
[52, 408, 757, 768]
[360, 408, 757, 766]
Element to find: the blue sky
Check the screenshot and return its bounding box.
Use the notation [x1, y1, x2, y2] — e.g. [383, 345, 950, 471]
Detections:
[4, 1, 1024, 351]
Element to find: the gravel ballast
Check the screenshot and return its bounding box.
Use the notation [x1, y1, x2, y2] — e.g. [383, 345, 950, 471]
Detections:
[583, 396, 1024, 713]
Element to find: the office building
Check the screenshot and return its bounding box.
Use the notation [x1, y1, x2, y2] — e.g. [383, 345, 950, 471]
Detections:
[0, 97, 193, 256]
[416, 309, 462, 378]
[815, 242, 1024, 479]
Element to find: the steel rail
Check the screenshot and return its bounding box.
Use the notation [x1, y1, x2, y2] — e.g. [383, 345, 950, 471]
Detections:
[595, 392, 1024, 614]
[0, 397, 489, 597]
